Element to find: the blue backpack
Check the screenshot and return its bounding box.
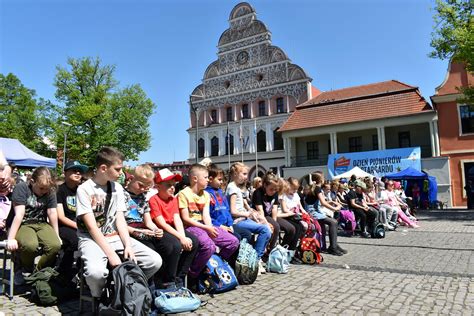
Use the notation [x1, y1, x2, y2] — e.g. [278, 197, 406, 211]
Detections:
[198, 254, 238, 294]
[235, 239, 259, 285]
[152, 285, 201, 314]
[267, 245, 290, 274]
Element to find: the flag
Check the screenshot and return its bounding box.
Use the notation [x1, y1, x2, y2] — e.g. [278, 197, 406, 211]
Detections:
[239, 120, 243, 141]
[253, 119, 257, 136]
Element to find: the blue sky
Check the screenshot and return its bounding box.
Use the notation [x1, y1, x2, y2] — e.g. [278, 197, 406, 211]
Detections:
[1, 0, 447, 165]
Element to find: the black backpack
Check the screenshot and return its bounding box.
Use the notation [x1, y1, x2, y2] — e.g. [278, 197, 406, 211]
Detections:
[371, 223, 386, 238]
[99, 261, 152, 316]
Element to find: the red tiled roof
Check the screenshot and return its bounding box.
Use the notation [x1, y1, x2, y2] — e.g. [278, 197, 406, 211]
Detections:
[280, 80, 433, 132]
[311, 85, 322, 98]
[298, 80, 415, 108]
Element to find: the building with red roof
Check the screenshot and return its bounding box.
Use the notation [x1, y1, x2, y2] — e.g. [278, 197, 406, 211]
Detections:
[280, 80, 439, 166]
[431, 61, 474, 208]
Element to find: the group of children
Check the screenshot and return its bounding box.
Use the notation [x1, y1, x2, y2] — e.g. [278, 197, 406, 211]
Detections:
[1, 146, 420, 307]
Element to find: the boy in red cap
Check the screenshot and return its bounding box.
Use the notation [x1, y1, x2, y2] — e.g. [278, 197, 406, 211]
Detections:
[149, 168, 199, 286]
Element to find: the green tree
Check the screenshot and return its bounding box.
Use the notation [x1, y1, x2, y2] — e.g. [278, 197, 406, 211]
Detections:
[53, 57, 156, 167]
[430, 0, 474, 102]
[0, 73, 51, 154]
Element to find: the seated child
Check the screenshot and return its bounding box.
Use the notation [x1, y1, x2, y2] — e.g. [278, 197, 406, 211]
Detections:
[124, 164, 186, 287]
[76, 147, 162, 298]
[205, 163, 252, 242]
[178, 164, 239, 279]
[226, 162, 271, 263]
[149, 168, 200, 285]
[7, 167, 61, 282]
[56, 160, 89, 279]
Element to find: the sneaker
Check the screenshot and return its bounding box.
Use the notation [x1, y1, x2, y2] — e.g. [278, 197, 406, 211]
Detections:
[384, 223, 395, 231]
[14, 269, 25, 286]
[290, 256, 303, 264]
[258, 260, 266, 275]
[336, 245, 348, 254]
[360, 231, 371, 238]
[327, 248, 343, 256]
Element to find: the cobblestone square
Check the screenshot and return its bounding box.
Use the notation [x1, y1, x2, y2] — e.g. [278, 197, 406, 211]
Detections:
[1, 209, 474, 315]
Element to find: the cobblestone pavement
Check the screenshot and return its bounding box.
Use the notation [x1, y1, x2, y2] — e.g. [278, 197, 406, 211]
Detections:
[1, 209, 474, 315]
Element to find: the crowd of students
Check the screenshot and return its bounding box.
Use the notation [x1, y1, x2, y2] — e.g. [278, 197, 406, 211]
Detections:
[0, 146, 420, 306]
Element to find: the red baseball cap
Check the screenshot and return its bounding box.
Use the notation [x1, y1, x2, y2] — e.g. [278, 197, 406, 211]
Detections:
[154, 168, 182, 184]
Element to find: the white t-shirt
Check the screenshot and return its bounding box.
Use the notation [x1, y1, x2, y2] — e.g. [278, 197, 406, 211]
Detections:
[282, 193, 301, 213]
[76, 179, 126, 240]
[226, 181, 247, 223]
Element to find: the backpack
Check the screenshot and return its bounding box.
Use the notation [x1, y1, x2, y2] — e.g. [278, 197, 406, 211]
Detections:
[152, 284, 201, 314]
[198, 254, 238, 294]
[99, 261, 152, 316]
[339, 209, 356, 233]
[266, 245, 290, 274]
[371, 222, 386, 239]
[299, 237, 323, 265]
[234, 238, 259, 285]
[24, 267, 77, 306]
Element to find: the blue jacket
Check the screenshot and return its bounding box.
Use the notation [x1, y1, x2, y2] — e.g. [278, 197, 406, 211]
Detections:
[205, 186, 233, 227]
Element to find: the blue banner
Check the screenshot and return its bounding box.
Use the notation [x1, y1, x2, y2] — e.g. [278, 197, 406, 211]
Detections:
[328, 147, 421, 178]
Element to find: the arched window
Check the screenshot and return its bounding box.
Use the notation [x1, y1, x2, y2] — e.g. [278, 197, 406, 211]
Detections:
[225, 134, 234, 155]
[211, 110, 217, 124]
[273, 128, 283, 150]
[198, 138, 205, 158]
[241, 104, 249, 119]
[257, 130, 266, 152]
[211, 137, 219, 156]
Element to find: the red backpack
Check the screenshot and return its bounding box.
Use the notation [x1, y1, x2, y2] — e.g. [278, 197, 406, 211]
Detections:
[300, 237, 323, 265]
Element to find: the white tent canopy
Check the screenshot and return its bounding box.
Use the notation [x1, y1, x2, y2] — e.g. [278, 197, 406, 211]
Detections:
[332, 167, 374, 180]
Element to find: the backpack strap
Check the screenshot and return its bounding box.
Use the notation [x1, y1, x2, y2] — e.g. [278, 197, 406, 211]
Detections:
[104, 181, 113, 217]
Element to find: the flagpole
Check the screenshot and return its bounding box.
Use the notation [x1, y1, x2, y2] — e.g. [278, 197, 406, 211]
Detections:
[254, 119, 258, 177]
[227, 121, 231, 170]
[240, 119, 244, 163]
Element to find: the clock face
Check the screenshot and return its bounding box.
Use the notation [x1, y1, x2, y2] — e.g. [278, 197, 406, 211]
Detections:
[237, 51, 249, 65]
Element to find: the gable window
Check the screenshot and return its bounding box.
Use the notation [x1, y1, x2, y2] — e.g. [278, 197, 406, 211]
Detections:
[398, 131, 411, 148]
[242, 104, 249, 119]
[257, 130, 266, 152]
[307, 141, 319, 160]
[460, 105, 474, 134]
[273, 128, 283, 150]
[349, 136, 362, 152]
[198, 138, 205, 158]
[276, 97, 285, 113]
[258, 101, 266, 116]
[225, 134, 234, 155]
[226, 107, 233, 122]
[211, 137, 219, 156]
[211, 110, 217, 124]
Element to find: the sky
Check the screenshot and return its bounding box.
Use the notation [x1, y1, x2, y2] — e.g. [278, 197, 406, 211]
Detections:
[0, 0, 448, 165]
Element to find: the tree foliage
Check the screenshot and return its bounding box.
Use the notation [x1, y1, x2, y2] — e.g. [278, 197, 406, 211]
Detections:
[430, 0, 474, 102]
[53, 57, 156, 167]
[0, 73, 52, 155]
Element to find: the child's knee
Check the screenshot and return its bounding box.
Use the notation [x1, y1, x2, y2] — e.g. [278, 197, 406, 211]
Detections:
[84, 264, 109, 282]
[200, 240, 216, 254]
[20, 239, 39, 253]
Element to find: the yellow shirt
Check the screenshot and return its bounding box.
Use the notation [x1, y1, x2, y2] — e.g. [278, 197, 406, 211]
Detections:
[178, 187, 210, 223]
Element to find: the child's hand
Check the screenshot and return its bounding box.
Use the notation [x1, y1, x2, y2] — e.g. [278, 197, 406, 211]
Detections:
[123, 245, 137, 264]
[6, 239, 18, 251]
[153, 228, 164, 238]
[180, 237, 193, 251]
[108, 252, 122, 268]
[206, 226, 219, 238]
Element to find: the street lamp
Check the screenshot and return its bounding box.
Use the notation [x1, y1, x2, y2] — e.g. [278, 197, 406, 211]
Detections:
[189, 94, 204, 163]
[61, 121, 72, 171]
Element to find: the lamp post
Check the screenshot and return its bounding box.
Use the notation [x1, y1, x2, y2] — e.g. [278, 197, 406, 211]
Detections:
[189, 94, 203, 163]
[61, 121, 72, 171]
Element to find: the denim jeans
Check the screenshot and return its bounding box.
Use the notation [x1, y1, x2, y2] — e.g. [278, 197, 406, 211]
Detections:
[234, 219, 271, 258]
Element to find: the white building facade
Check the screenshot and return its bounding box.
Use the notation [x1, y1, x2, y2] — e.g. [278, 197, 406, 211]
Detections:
[187, 2, 318, 177]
